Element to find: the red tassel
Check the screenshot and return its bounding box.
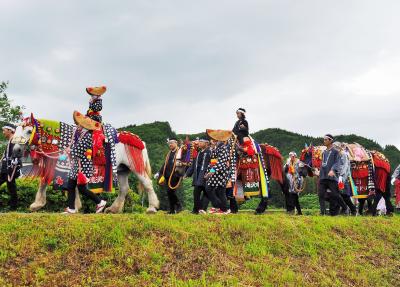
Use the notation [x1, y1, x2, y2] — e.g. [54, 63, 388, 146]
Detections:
[261, 144, 284, 184]
[77, 171, 88, 185]
[118, 132, 145, 150]
[28, 156, 58, 185]
[125, 145, 145, 175]
[374, 168, 389, 192]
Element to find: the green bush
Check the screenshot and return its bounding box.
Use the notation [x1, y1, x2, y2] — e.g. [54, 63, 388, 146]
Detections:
[299, 194, 320, 210]
[0, 178, 145, 213]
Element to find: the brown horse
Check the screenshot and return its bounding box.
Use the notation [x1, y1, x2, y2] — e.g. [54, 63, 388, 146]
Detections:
[299, 142, 393, 215]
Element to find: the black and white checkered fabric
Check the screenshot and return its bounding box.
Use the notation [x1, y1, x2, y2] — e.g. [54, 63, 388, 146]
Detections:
[206, 143, 230, 188]
[103, 123, 118, 177]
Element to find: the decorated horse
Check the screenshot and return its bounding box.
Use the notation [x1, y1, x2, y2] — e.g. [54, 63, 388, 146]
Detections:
[298, 142, 391, 212]
[178, 130, 287, 213]
[12, 114, 159, 213]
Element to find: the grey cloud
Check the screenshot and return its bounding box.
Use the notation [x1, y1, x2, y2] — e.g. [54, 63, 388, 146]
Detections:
[1, 0, 400, 147]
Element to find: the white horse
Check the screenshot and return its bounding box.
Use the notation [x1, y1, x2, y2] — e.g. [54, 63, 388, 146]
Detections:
[12, 117, 159, 213]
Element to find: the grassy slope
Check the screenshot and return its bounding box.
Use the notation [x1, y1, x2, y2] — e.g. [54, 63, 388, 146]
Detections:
[0, 213, 399, 287]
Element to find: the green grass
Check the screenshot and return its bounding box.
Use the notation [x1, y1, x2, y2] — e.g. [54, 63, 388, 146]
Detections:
[0, 213, 399, 286]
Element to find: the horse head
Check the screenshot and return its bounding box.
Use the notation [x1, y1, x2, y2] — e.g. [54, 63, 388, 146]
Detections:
[12, 113, 40, 162]
[297, 144, 317, 178]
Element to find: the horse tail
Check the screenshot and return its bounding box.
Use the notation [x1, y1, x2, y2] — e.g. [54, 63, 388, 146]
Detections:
[142, 142, 152, 178]
[135, 142, 152, 194]
[261, 144, 284, 184]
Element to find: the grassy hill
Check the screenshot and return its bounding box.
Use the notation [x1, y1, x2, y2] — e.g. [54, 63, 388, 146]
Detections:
[0, 213, 399, 286]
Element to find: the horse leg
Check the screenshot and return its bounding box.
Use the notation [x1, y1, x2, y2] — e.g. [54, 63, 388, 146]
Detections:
[30, 181, 48, 211]
[137, 173, 159, 213]
[105, 172, 129, 213]
[255, 197, 268, 214]
[74, 187, 82, 211]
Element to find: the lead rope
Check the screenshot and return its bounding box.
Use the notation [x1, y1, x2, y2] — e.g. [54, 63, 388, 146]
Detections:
[160, 149, 182, 190]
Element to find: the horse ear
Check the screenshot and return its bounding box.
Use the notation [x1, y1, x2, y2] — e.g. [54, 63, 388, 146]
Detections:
[30, 113, 35, 124]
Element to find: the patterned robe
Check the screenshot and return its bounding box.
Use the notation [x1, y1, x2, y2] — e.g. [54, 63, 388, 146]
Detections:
[206, 143, 230, 188]
[68, 129, 94, 180]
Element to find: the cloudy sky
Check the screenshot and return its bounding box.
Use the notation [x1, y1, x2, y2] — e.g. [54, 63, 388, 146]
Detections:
[1, 0, 399, 147]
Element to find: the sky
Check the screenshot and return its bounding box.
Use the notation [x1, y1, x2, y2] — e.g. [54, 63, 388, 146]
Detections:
[1, 0, 399, 148]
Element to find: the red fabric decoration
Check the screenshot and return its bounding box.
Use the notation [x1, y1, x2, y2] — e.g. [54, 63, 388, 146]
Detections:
[352, 169, 369, 179]
[242, 140, 255, 156]
[240, 168, 260, 184]
[261, 144, 284, 184]
[28, 156, 58, 185]
[395, 179, 400, 206]
[92, 129, 105, 158]
[338, 182, 345, 190]
[239, 155, 259, 170]
[264, 145, 283, 160]
[125, 145, 145, 175]
[374, 167, 389, 192]
[372, 153, 391, 174]
[353, 177, 369, 195]
[312, 158, 322, 169]
[118, 132, 145, 150]
[77, 171, 88, 185]
[93, 147, 106, 166]
[300, 149, 307, 162]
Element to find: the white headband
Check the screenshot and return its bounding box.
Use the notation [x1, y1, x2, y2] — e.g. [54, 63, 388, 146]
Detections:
[236, 109, 246, 114]
[2, 126, 15, 132]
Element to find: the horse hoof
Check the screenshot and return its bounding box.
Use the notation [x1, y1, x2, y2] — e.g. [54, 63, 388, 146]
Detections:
[104, 207, 114, 213]
[29, 204, 43, 212]
[105, 206, 122, 214]
[146, 207, 157, 214]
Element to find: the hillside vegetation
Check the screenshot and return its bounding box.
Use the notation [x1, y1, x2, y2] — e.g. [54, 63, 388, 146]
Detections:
[0, 213, 399, 287]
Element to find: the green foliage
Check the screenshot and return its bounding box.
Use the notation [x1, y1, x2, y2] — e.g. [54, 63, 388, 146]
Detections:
[299, 194, 320, 210]
[0, 178, 145, 213]
[0, 81, 24, 123]
[120, 121, 177, 172]
[0, 213, 399, 286]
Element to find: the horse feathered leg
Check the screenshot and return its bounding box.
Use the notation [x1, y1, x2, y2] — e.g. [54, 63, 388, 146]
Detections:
[106, 172, 129, 213]
[140, 144, 159, 213]
[74, 187, 82, 211]
[137, 173, 159, 213]
[30, 181, 47, 211]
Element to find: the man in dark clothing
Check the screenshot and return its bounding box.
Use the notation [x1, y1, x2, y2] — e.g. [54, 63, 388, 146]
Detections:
[232, 108, 249, 145]
[318, 134, 348, 216]
[185, 138, 211, 214]
[156, 138, 183, 214]
[0, 124, 22, 210]
[335, 142, 357, 216]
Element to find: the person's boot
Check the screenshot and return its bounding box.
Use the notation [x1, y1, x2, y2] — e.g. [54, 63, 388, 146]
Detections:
[340, 207, 349, 215]
[175, 203, 183, 214]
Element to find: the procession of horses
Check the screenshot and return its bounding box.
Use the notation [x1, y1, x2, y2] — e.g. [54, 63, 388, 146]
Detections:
[1, 86, 399, 216]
